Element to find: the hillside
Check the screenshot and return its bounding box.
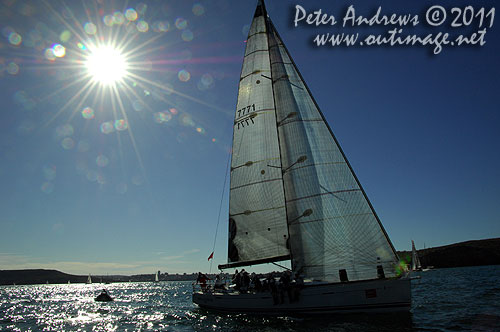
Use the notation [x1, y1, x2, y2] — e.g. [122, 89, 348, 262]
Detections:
[0, 269, 199, 286]
[397, 238, 500, 268]
[0, 269, 87, 285]
[2, 238, 499, 285]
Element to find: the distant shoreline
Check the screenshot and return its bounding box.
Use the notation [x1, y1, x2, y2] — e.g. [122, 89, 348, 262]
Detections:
[397, 237, 500, 269]
[2, 238, 499, 286]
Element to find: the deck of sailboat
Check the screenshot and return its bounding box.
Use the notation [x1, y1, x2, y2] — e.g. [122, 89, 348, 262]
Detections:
[193, 277, 411, 314]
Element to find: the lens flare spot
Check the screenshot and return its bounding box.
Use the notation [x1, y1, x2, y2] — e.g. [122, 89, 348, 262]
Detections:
[77, 42, 86, 50]
[55, 124, 74, 139]
[59, 30, 71, 42]
[125, 8, 138, 21]
[84, 22, 97, 35]
[7, 62, 19, 75]
[201, 73, 214, 86]
[41, 182, 54, 194]
[180, 114, 194, 127]
[62, 8, 73, 19]
[181, 29, 193, 42]
[61, 137, 75, 149]
[212, 138, 217, 142]
[96, 154, 109, 167]
[178, 69, 190, 82]
[8, 32, 22, 45]
[169, 108, 178, 115]
[114, 119, 128, 131]
[192, 4, 205, 16]
[136, 20, 149, 32]
[44, 48, 55, 61]
[100, 121, 114, 134]
[97, 174, 106, 184]
[153, 111, 172, 124]
[13, 90, 35, 110]
[103, 15, 114, 26]
[153, 21, 170, 32]
[196, 127, 205, 134]
[52, 44, 66, 57]
[132, 100, 145, 112]
[198, 73, 214, 90]
[86, 170, 98, 182]
[43, 165, 56, 180]
[81, 107, 95, 119]
[175, 18, 187, 30]
[113, 11, 125, 25]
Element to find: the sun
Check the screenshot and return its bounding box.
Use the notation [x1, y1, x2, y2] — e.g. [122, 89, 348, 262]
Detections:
[85, 45, 128, 86]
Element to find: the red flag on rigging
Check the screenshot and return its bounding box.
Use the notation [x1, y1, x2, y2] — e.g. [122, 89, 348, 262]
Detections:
[207, 251, 214, 261]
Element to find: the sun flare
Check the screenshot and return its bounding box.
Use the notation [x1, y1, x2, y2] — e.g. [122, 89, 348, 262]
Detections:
[86, 45, 128, 85]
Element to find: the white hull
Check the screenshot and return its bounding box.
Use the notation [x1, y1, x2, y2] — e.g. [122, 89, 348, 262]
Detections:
[193, 277, 411, 314]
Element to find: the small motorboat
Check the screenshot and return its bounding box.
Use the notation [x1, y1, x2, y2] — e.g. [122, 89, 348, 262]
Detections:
[95, 289, 113, 302]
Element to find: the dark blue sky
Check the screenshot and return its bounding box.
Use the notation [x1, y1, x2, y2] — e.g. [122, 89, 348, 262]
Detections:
[0, 0, 498, 275]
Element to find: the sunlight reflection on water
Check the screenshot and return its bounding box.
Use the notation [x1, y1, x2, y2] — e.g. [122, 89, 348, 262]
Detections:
[1, 268, 500, 332]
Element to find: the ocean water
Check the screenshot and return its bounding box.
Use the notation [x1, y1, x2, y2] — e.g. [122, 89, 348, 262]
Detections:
[1, 265, 499, 332]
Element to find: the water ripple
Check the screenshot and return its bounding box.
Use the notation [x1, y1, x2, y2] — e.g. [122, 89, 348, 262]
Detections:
[1, 267, 499, 331]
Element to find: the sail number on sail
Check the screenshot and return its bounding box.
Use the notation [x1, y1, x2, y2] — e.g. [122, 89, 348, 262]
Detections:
[237, 104, 256, 118]
[235, 103, 257, 129]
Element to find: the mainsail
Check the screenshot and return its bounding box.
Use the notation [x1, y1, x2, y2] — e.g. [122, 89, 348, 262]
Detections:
[222, 0, 399, 282]
[225, 0, 290, 267]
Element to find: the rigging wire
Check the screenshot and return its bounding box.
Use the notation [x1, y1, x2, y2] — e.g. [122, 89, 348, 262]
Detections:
[209, 123, 247, 273]
[209, 151, 232, 274]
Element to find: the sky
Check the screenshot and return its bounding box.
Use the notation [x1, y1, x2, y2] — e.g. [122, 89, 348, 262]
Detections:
[0, 0, 498, 276]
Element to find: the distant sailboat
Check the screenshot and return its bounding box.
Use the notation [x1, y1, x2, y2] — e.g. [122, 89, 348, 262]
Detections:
[154, 271, 159, 282]
[86, 274, 92, 284]
[411, 240, 422, 271]
[192, 0, 411, 314]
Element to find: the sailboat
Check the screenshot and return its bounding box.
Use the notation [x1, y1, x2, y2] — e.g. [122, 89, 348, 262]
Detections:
[193, 0, 411, 314]
[154, 271, 159, 282]
[411, 240, 422, 272]
[86, 274, 92, 284]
